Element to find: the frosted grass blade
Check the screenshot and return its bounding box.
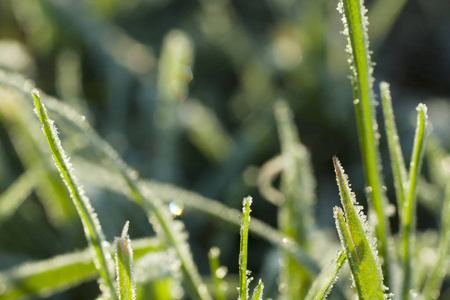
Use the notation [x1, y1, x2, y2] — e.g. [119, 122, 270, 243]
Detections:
[380, 81, 407, 215]
[250, 279, 264, 300]
[0, 166, 41, 224]
[304, 250, 346, 300]
[333, 157, 387, 300]
[208, 247, 226, 300]
[401, 104, 428, 299]
[338, 0, 391, 282]
[32, 90, 117, 299]
[115, 221, 136, 300]
[275, 100, 315, 298]
[239, 196, 252, 300]
[0, 237, 164, 300]
[0, 70, 321, 277]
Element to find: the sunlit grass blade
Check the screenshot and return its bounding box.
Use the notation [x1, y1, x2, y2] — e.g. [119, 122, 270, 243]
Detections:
[338, 0, 391, 282]
[208, 247, 227, 300]
[0, 237, 164, 300]
[423, 182, 450, 300]
[32, 90, 116, 299]
[239, 196, 252, 300]
[401, 103, 428, 299]
[305, 250, 347, 300]
[115, 221, 136, 300]
[250, 279, 264, 300]
[29, 89, 210, 299]
[275, 100, 315, 298]
[0, 166, 41, 224]
[333, 157, 387, 300]
[380, 81, 407, 215]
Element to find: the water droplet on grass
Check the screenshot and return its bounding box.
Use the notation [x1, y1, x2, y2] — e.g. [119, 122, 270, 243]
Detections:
[169, 202, 184, 216]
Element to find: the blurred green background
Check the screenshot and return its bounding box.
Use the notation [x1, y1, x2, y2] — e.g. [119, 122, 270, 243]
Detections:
[0, 0, 449, 298]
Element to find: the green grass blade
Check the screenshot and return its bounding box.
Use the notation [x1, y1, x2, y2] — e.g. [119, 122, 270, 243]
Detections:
[333, 157, 387, 300]
[380, 81, 407, 215]
[239, 196, 252, 300]
[338, 0, 391, 282]
[250, 279, 264, 300]
[0, 166, 41, 224]
[115, 221, 136, 300]
[0, 238, 164, 300]
[401, 104, 428, 299]
[208, 247, 227, 300]
[305, 250, 347, 300]
[275, 100, 315, 298]
[423, 182, 450, 300]
[31, 90, 117, 299]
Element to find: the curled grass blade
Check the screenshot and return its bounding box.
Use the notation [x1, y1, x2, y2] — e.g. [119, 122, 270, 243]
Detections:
[338, 0, 391, 282]
[208, 247, 226, 300]
[304, 250, 346, 300]
[0, 237, 164, 300]
[380, 81, 407, 215]
[115, 221, 136, 300]
[333, 157, 387, 300]
[32, 90, 117, 299]
[239, 196, 252, 300]
[401, 104, 428, 299]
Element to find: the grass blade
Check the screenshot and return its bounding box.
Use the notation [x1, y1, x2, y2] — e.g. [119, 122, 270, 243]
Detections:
[115, 221, 136, 300]
[250, 279, 264, 300]
[275, 100, 315, 298]
[333, 157, 387, 300]
[401, 104, 428, 299]
[304, 250, 347, 300]
[239, 196, 252, 300]
[208, 247, 227, 300]
[423, 182, 450, 300]
[0, 166, 41, 224]
[338, 0, 391, 282]
[32, 90, 117, 299]
[380, 81, 407, 214]
[0, 238, 164, 300]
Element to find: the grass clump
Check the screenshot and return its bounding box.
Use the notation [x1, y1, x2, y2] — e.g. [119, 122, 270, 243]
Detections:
[0, 0, 448, 299]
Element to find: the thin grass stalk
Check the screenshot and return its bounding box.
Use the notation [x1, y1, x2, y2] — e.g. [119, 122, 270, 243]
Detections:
[338, 0, 391, 283]
[380, 82, 407, 215]
[401, 104, 428, 299]
[304, 250, 346, 300]
[32, 90, 117, 299]
[239, 196, 252, 300]
[208, 247, 226, 300]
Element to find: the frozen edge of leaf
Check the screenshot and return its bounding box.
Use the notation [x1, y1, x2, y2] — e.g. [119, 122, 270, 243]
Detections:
[115, 221, 136, 300]
[238, 196, 252, 300]
[333, 157, 389, 300]
[32, 90, 116, 300]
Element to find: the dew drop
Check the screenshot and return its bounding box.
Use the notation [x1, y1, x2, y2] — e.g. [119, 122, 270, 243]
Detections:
[216, 266, 228, 279]
[353, 99, 360, 104]
[169, 202, 184, 216]
[409, 289, 418, 298]
[278, 283, 287, 293]
[364, 186, 373, 193]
